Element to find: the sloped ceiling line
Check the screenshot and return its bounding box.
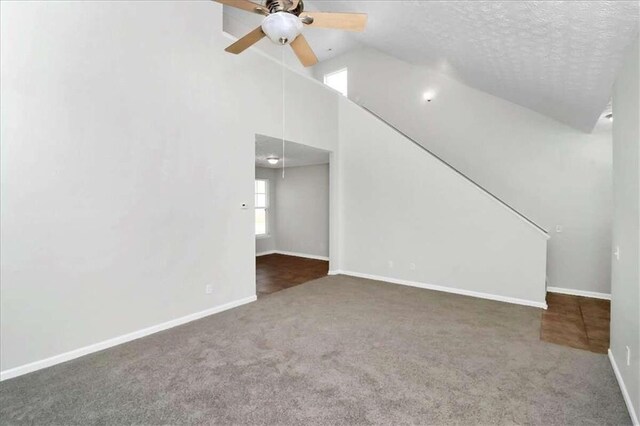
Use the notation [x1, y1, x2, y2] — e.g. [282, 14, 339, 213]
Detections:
[225, 1, 639, 133]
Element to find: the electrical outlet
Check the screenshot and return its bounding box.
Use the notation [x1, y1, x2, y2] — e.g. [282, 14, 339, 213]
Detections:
[626, 346, 631, 366]
[388, 261, 394, 268]
[205, 285, 213, 295]
[410, 263, 416, 271]
[614, 246, 621, 261]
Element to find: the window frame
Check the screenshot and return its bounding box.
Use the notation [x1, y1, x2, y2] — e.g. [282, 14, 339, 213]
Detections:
[255, 178, 269, 238]
[323, 67, 348, 97]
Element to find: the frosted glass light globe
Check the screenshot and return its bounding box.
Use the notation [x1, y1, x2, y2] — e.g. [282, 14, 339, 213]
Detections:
[261, 12, 303, 45]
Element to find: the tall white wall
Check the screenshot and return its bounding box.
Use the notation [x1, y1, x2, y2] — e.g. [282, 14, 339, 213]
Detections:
[255, 167, 278, 254]
[315, 48, 613, 296]
[0, 1, 339, 373]
[338, 98, 549, 306]
[275, 164, 330, 258]
[610, 38, 639, 424]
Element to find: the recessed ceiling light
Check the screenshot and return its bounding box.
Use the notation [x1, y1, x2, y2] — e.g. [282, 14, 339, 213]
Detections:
[267, 156, 279, 165]
[423, 90, 436, 102]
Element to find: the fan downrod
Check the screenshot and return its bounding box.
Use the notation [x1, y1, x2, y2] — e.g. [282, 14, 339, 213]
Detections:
[265, 0, 304, 16]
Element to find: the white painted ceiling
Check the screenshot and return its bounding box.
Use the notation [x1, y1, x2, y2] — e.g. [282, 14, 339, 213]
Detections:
[255, 135, 330, 168]
[226, 1, 639, 132]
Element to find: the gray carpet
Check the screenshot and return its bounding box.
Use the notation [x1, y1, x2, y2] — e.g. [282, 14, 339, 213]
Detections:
[0, 275, 631, 425]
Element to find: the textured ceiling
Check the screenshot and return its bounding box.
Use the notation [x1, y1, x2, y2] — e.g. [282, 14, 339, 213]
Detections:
[226, 1, 639, 132]
[256, 135, 330, 168]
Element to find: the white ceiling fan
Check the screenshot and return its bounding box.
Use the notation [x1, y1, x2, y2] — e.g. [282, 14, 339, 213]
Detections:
[215, 0, 368, 67]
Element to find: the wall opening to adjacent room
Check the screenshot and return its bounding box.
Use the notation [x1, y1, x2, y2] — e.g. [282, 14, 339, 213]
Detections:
[254, 135, 332, 297]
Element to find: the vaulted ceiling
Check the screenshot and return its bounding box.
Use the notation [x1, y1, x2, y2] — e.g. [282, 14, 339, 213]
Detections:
[225, 1, 639, 132]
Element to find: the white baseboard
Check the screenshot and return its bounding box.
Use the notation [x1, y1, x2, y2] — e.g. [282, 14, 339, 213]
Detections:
[327, 270, 341, 276]
[547, 286, 611, 300]
[276, 250, 329, 261]
[609, 349, 639, 425]
[333, 270, 547, 309]
[0, 295, 257, 382]
[257, 250, 329, 261]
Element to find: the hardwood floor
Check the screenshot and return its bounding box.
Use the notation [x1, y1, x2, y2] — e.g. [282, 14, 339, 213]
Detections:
[256, 254, 329, 298]
[257, 260, 612, 354]
[540, 292, 610, 354]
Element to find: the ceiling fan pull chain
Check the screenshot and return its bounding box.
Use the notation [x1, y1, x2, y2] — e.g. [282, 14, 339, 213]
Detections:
[282, 47, 286, 179]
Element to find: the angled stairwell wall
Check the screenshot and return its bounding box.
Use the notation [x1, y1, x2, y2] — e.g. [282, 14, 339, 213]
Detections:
[316, 47, 613, 297]
[336, 98, 549, 308]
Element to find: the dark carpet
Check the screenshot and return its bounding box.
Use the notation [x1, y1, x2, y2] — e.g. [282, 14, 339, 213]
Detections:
[0, 275, 631, 425]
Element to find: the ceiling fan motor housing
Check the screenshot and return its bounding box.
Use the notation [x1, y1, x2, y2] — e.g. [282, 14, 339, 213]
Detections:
[265, 0, 304, 15]
[261, 11, 303, 45]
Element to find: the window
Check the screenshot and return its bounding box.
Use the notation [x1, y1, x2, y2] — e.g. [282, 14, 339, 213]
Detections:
[324, 68, 348, 97]
[255, 179, 268, 237]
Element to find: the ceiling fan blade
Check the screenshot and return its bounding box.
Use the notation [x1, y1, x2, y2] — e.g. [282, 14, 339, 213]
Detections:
[300, 12, 367, 32]
[290, 34, 318, 67]
[213, 0, 269, 15]
[225, 26, 266, 54]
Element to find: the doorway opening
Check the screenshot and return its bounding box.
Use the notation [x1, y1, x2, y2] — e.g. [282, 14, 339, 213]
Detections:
[254, 135, 331, 298]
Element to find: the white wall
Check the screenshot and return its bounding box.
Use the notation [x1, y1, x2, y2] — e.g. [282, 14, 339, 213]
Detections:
[255, 164, 330, 258]
[0, 1, 339, 373]
[275, 164, 330, 258]
[610, 38, 639, 424]
[255, 167, 278, 254]
[315, 47, 613, 296]
[338, 98, 549, 306]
